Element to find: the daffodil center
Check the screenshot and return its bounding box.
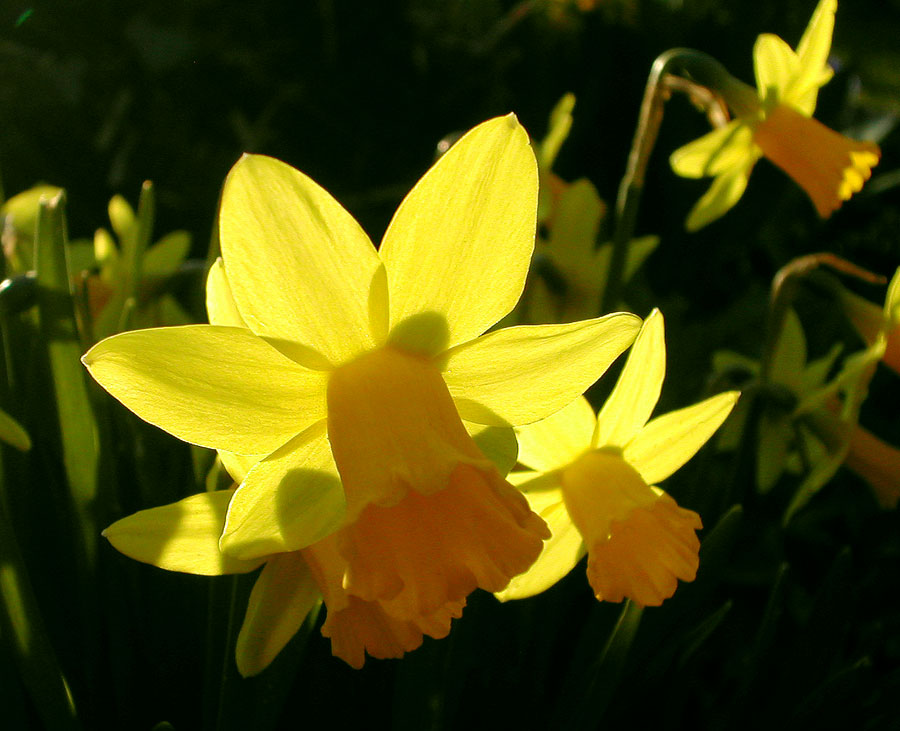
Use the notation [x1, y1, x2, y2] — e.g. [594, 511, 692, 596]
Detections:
[559, 450, 656, 544]
[326, 345, 485, 520]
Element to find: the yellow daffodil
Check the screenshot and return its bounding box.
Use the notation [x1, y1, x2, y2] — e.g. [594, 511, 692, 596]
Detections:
[671, 0, 880, 230]
[498, 310, 738, 605]
[87, 115, 642, 672]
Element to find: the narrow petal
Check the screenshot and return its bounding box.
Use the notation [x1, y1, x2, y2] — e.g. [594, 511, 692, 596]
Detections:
[442, 314, 641, 427]
[235, 553, 321, 677]
[793, 0, 836, 95]
[380, 115, 539, 352]
[685, 160, 756, 231]
[206, 257, 247, 328]
[102, 490, 265, 575]
[624, 391, 740, 485]
[83, 325, 328, 454]
[594, 309, 666, 449]
[753, 34, 801, 104]
[670, 120, 755, 178]
[219, 154, 384, 366]
[221, 421, 345, 560]
[497, 478, 586, 601]
[515, 396, 596, 472]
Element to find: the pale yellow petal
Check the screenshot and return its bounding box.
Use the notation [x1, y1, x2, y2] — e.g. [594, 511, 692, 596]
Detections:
[220, 422, 345, 560]
[441, 313, 641, 426]
[685, 160, 756, 231]
[497, 478, 585, 601]
[753, 33, 801, 103]
[83, 325, 328, 454]
[219, 154, 384, 366]
[380, 115, 539, 352]
[670, 120, 755, 178]
[206, 258, 247, 328]
[515, 396, 595, 472]
[102, 490, 265, 575]
[235, 552, 320, 677]
[594, 309, 666, 449]
[624, 391, 740, 485]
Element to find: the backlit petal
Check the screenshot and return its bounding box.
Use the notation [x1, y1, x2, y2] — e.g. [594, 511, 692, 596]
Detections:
[206, 257, 247, 328]
[235, 553, 320, 677]
[670, 120, 755, 178]
[83, 325, 328, 454]
[753, 34, 801, 104]
[793, 0, 836, 96]
[497, 478, 586, 601]
[102, 490, 265, 575]
[685, 160, 756, 231]
[380, 115, 538, 352]
[594, 309, 666, 449]
[515, 396, 595, 472]
[220, 154, 384, 366]
[624, 391, 740, 485]
[221, 421, 345, 560]
[442, 314, 641, 427]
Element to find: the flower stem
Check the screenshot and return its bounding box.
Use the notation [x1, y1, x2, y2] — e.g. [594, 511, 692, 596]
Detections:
[602, 48, 755, 312]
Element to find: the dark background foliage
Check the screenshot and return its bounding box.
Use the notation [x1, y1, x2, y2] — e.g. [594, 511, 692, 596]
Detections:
[2, 1, 899, 729]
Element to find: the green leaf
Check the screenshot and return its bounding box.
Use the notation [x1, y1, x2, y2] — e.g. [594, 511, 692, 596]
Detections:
[0, 476, 80, 730]
[35, 193, 101, 566]
[0, 407, 30, 451]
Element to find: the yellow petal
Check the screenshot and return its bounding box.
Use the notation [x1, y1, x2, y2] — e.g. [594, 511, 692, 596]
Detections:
[685, 161, 756, 231]
[441, 313, 641, 427]
[218, 450, 262, 484]
[221, 421, 345, 560]
[219, 154, 384, 366]
[83, 325, 328, 454]
[624, 391, 740, 485]
[102, 490, 265, 575]
[0, 408, 31, 451]
[380, 115, 539, 352]
[594, 309, 666, 449]
[753, 33, 801, 104]
[670, 120, 756, 179]
[515, 396, 596, 472]
[466, 421, 519, 475]
[497, 478, 585, 601]
[235, 553, 320, 677]
[206, 258, 247, 328]
[793, 0, 836, 96]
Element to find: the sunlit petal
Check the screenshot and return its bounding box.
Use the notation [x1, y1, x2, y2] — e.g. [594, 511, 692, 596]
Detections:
[497, 479, 585, 601]
[380, 115, 538, 352]
[670, 120, 755, 178]
[102, 490, 264, 575]
[753, 33, 801, 103]
[624, 391, 740, 485]
[83, 326, 328, 454]
[595, 309, 666, 449]
[220, 154, 384, 366]
[685, 160, 755, 231]
[442, 313, 641, 427]
[206, 257, 247, 328]
[221, 421, 345, 560]
[515, 396, 595, 472]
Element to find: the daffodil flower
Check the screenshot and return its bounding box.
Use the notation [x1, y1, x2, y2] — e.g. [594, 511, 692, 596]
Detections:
[498, 310, 738, 605]
[671, 0, 880, 230]
[87, 115, 642, 671]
